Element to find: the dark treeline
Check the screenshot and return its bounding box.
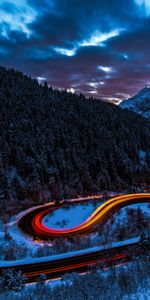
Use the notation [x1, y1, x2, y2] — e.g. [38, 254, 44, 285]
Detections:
[0, 66, 149, 216]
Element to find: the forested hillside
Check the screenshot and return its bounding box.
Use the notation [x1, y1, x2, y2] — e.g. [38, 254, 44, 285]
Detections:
[0, 66, 149, 217]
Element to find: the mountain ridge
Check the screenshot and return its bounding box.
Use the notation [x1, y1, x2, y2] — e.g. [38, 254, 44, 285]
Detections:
[120, 87, 150, 119]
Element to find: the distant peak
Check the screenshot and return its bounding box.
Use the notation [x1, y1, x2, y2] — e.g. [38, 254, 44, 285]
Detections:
[142, 85, 150, 90]
[137, 86, 150, 96]
[120, 86, 150, 119]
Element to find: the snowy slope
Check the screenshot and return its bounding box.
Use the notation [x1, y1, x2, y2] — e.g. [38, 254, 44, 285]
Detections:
[43, 203, 100, 229]
[120, 86, 150, 119]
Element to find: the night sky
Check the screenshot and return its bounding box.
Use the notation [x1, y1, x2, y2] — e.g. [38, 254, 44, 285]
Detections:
[0, 0, 150, 102]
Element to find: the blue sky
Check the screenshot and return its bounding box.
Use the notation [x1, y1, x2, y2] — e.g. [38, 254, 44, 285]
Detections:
[0, 0, 150, 102]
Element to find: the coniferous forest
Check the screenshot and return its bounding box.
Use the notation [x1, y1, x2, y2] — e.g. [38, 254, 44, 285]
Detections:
[1, 1, 150, 299]
[0, 66, 149, 217]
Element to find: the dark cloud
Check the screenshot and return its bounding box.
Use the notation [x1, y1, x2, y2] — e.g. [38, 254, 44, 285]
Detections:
[0, 0, 150, 101]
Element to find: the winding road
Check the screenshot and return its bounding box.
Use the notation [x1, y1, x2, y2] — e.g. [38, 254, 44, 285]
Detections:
[0, 239, 141, 283]
[18, 193, 150, 239]
[0, 193, 149, 283]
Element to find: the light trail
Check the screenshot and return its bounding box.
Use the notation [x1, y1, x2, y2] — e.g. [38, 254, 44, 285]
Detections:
[0, 239, 137, 283]
[9, 194, 104, 226]
[31, 193, 150, 238]
[1, 193, 148, 283]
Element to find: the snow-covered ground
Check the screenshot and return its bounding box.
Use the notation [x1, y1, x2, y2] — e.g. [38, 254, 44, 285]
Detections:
[43, 202, 100, 229]
[0, 199, 149, 262]
[0, 200, 103, 261]
[0, 199, 149, 298]
[123, 288, 150, 300]
[42, 202, 150, 230]
[0, 263, 149, 300]
[0, 237, 139, 267]
[114, 202, 149, 223]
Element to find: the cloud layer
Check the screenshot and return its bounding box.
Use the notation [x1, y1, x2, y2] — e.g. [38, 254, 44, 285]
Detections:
[0, 0, 150, 101]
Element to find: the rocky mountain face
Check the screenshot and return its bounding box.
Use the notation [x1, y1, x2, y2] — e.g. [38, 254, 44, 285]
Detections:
[120, 87, 150, 119]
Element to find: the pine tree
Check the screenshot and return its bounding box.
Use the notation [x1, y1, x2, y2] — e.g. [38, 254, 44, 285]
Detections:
[0, 269, 25, 294]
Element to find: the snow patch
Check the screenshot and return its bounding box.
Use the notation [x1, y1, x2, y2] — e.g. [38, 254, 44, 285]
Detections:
[43, 203, 100, 229]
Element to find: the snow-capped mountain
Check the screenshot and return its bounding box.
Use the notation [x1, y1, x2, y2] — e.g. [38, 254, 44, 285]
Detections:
[120, 87, 150, 119]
